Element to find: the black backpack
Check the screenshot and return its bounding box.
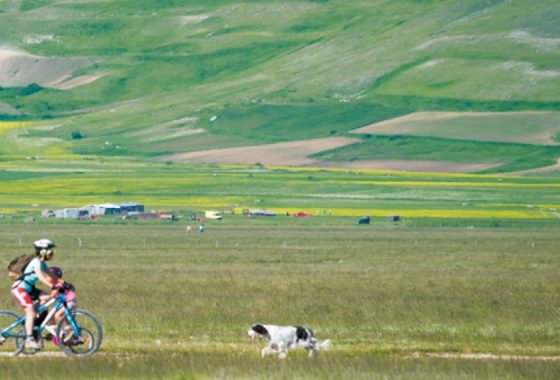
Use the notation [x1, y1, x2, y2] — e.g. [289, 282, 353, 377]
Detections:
[7, 254, 35, 280]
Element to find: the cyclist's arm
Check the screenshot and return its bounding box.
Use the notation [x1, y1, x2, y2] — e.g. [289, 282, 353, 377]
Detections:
[34, 265, 54, 288]
[48, 283, 63, 299]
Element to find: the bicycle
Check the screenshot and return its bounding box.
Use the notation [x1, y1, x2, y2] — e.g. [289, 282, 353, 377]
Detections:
[0, 291, 102, 356]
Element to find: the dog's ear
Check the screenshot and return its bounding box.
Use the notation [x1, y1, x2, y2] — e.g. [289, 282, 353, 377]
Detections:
[252, 324, 269, 336]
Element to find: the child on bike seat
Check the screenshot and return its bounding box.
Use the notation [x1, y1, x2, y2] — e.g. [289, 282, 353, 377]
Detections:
[44, 266, 80, 345]
[48, 266, 77, 310]
[10, 239, 56, 350]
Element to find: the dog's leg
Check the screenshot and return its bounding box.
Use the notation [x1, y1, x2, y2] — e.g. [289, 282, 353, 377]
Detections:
[278, 342, 288, 359]
[261, 346, 273, 358]
[262, 343, 280, 358]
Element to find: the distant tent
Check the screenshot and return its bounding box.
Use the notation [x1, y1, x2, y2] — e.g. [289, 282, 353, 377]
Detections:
[54, 208, 88, 219]
[357, 216, 370, 225]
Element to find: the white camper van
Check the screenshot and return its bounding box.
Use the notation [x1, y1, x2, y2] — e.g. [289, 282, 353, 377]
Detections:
[205, 211, 222, 220]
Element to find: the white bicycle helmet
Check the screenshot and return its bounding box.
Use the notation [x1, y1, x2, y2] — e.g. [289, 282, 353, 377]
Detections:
[34, 238, 56, 258]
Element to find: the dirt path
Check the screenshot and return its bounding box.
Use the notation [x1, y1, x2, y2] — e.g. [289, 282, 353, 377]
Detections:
[0, 351, 68, 358]
[420, 352, 560, 361]
[3, 350, 559, 361]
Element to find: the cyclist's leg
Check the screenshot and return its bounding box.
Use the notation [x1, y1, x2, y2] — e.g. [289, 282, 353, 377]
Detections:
[29, 289, 45, 342]
[11, 287, 39, 349]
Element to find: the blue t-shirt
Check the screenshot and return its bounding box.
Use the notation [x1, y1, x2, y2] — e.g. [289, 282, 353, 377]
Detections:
[15, 257, 48, 292]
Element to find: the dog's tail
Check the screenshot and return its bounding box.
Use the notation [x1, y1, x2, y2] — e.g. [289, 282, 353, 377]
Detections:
[316, 339, 331, 351]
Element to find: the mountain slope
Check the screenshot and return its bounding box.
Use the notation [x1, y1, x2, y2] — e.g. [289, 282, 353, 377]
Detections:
[0, 0, 559, 173]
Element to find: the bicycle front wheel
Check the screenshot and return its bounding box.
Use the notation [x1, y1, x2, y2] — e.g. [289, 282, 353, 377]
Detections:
[0, 310, 25, 356]
[56, 309, 102, 357]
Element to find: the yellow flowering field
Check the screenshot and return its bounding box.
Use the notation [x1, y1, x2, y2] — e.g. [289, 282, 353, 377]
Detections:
[0, 161, 559, 221]
[234, 207, 553, 219]
[0, 121, 34, 132]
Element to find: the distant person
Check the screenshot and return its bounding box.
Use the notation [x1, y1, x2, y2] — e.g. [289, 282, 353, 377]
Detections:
[199, 224, 205, 234]
[10, 239, 56, 350]
[186, 225, 192, 233]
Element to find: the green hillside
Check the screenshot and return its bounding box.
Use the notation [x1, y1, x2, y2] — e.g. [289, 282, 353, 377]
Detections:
[0, 0, 559, 173]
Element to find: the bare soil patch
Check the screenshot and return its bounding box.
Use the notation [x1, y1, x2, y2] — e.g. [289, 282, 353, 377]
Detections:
[0, 101, 21, 115]
[159, 137, 360, 166]
[178, 15, 209, 24]
[0, 47, 96, 89]
[353, 111, 560, 146]
[160, 136, 498, 173]
[49, 73, 103, 90]
[354, 112, 484, 130]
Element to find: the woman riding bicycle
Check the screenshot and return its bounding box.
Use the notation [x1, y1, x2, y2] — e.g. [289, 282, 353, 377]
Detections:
[10, 239, 56, 350]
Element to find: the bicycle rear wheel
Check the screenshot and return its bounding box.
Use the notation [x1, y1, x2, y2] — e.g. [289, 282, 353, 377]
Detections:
[56, 309, 102, 356]
[0, 310, 25, 356]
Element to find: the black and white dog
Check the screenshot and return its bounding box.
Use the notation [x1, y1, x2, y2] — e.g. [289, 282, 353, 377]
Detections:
[247, 323, 331, 358]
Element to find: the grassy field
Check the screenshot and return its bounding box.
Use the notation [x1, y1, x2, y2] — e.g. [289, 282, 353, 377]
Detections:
[0, 223, 559, 379]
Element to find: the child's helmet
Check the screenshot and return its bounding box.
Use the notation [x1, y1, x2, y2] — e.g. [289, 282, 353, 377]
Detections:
[49, 266, 63, 278]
